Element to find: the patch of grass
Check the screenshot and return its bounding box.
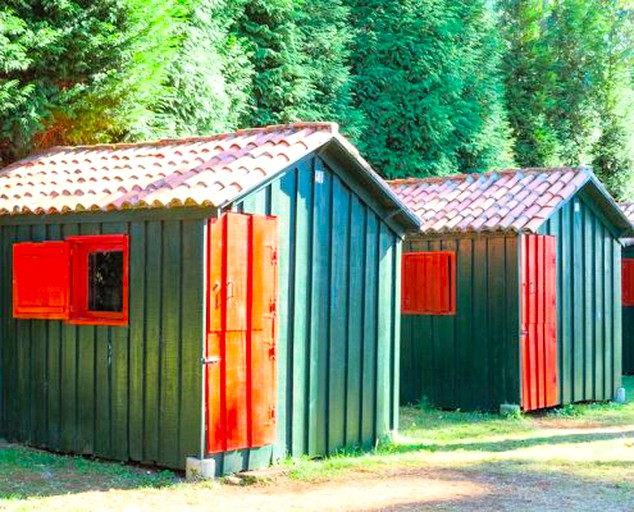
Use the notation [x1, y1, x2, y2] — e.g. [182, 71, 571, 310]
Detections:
[541, 376, 634, 423]
[0, 445, 178, 500]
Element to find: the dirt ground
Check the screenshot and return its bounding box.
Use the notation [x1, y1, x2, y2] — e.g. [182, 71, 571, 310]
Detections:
[2, 384, 634, 512]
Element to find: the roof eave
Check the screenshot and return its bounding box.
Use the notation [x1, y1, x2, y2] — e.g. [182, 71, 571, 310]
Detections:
[323, 136, 422, 233]
[580, 176, 634, 238]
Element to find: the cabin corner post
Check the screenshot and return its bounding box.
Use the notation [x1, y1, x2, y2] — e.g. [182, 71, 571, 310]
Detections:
[199, 217, 209, 463]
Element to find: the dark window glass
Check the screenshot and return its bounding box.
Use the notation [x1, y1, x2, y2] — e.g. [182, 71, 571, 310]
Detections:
[88, 251, 123, 312]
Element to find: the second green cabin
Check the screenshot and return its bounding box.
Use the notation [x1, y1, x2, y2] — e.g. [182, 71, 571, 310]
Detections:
[390, 168, 633, 412]
[620, 202, 634, 375]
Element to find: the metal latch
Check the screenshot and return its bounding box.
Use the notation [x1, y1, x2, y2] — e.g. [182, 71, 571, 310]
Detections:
[201, 356, 221, 365]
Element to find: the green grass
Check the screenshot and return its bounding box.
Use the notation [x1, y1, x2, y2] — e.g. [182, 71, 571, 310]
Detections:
[0, 377, 632, 510]
[285, 376, 634, 483]
[0, 445, 177, 500]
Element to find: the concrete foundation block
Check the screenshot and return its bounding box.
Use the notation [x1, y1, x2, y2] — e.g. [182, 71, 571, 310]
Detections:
[614, 387, 627, 404]
[186, 456, 216, 480]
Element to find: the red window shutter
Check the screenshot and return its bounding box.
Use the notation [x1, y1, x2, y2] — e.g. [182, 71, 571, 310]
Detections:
[624, 259, 634, 307]
[13, 241, 71, 319]
[401, 251, 456, 315]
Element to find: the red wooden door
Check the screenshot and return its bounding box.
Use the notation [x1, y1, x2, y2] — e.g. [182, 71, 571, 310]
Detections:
[521, 235, 559, 411]
[206, 212, 278, 454]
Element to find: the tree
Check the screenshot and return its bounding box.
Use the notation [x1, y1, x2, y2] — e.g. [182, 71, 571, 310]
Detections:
[148, 0, 252, 138]
[0, 0, 179, 165]
[231, 0, 309, 127]
[295, 0, 364, 138]
[542, 0, 606, 164]
[348, 0, 513, 178]
[499, 0, 560, 167]
[591, 1, 634, 199]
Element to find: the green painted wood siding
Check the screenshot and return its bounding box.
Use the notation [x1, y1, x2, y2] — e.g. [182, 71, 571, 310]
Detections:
[622, 245, 634, 375]
[539, 195, 622, 402]
[0, 212, 206, 469]
[208, 154, 402, 475]
[400, 235, 521, 411]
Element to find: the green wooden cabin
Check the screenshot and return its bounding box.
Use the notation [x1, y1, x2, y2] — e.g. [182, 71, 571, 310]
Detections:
[0, 122, 419, 474]
[620, 202, 634, 375]
[390, 168, 633, 412]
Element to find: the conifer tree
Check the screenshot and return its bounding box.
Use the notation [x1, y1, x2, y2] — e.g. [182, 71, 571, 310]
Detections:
[149, 0, 252, 137]
[232, 0, 309, 127]
[0, 1, 180, 164]
[499, 0, 559, 167]
[348, 0, 513, 178]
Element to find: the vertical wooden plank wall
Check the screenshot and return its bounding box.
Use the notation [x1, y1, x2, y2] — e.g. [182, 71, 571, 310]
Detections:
[624, 245, 634, 375]
[0, 212, 205, 469]
[400, 234, 521, 411]
[221, 155, 402, 475]
[539, 196, 622, 402]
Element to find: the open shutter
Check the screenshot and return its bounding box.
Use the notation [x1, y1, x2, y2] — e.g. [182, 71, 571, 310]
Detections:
[13, 241, 71, 319]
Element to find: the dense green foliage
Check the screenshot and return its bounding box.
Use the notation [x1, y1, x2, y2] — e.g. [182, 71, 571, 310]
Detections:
[350, 0, 513, 178]
[0, 1, 180, 162]
[500, 0, 634, 198]
[1, 0, 633, 197]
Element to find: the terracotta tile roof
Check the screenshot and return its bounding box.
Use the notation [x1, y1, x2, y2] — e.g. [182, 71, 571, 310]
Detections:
[0, 122, 379, 216]
[388, 168, 600, 234]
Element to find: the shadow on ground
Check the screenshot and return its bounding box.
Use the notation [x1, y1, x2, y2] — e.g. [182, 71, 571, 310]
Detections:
[358, 460, 634, 512]
[388, 427, 634, 455]
[0, 440, 180, 500]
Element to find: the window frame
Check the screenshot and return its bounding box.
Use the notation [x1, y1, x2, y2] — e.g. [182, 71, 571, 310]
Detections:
[66, 234, 129, 326]
[401, 251, 457, 316]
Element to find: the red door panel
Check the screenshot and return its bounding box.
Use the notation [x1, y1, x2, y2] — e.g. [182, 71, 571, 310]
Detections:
[206, 213, 278, 454]
[206, 332, 224, 453]
[225, 214, 249, 332]
[224, 331, 248, 450]
[250, 216, 278, 448]
[521, 235, 559, 411]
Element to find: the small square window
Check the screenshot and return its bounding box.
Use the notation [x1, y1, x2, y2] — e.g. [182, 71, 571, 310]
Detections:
[67, 235, 129, 325]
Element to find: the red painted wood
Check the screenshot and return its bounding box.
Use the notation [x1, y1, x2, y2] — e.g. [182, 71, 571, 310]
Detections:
[521, 235, 558, 411]
[206, 212, 279, 454]
[623, 259, 634, 306]
[223, 214, 249, 450]
[250, 216, 278, 448]
[225, 214, 249, 332]
[544, 236, 558, 406]
[13, 241, 71, 319]
[207, 216, 225, 454]
[66, 234, 129, 326]
[401, 252, 456, 315]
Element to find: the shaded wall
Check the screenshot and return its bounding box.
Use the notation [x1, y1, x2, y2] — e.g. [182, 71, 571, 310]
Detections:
[400, 234, 521, 411]
[0, 210, 206, 469]
[622, 244, 634, 375]
[539, 194, 622, 402]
